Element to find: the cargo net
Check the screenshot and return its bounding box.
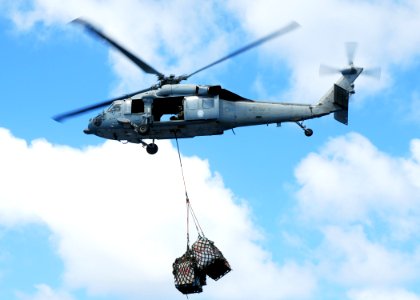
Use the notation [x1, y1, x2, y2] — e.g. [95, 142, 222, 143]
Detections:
[192, 235, 231, 281]
[172, 199, 231, 294]
[172, 137, 231, 295]
[173, 249, 206, 294]
[173, 235, 231, 295]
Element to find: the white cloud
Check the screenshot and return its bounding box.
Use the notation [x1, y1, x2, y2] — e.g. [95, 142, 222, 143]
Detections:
[16, 284, 75, 300]
[293, 132, 420, 293]
[295, 132, 420, 237]
[317, 226, 418, 287]
[0, 128, 315, 299]
[348, 287, 420, 300]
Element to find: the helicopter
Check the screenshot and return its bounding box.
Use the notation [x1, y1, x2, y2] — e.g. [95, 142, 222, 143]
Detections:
[54, 18, 380, 154]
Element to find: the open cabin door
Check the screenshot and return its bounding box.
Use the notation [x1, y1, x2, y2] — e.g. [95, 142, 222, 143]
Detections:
[184, 95, 219, 121]
[130, 99, 144, 114]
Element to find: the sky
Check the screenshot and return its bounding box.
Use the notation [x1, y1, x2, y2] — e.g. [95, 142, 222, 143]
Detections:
[1, 0, 420, 299]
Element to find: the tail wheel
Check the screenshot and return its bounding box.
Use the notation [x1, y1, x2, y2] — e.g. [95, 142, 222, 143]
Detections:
[146, 143, 158, 155]
[304, 128, 313, 137]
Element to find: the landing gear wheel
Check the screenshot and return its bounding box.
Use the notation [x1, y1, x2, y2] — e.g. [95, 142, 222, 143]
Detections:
[138, 124, 149, 134]
[146, 143, 158, 155]
[296, 122, 313, 137]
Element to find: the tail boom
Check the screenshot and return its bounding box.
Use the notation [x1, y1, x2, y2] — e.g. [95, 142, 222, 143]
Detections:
[314, 67, 363, 125]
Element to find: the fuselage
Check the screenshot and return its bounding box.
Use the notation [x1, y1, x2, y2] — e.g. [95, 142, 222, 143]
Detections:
[84, 84, 326, 143]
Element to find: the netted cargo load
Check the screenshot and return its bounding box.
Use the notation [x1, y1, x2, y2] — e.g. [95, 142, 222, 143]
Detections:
[172, 138, 232, 294]
[192, 235, 231, 280]
[172, 249, 206, 294]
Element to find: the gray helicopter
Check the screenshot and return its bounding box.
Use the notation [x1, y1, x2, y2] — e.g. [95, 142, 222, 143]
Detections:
[54, 19, 379, 154]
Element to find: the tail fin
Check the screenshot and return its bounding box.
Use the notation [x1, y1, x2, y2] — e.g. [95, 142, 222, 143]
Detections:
[333, 84, 350, 125]
[316, 83, 351, 125]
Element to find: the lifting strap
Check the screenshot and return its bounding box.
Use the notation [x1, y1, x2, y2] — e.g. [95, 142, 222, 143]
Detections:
[174, 135, 205, 250]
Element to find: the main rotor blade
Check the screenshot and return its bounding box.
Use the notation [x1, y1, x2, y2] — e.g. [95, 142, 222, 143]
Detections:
[186, 21, 300, 79]
[53, 88, 151, 122]
[73, 18, 164, 77]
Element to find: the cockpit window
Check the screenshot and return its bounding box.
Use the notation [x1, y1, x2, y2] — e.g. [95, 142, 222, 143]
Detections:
[107, 103, 121, 113]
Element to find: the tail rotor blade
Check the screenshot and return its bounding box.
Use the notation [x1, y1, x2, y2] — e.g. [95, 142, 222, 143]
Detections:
[363, 67, 381, 79]
[319, 64, 341, 76]
[346, 42, 358, 65]
[320, 43, 381, 81]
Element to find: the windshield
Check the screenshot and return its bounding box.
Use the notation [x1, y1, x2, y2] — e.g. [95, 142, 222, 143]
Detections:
[107, 103, 121, 113]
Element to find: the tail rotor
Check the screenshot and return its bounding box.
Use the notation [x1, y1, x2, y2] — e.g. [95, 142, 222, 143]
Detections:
[319, 42, 381, 79]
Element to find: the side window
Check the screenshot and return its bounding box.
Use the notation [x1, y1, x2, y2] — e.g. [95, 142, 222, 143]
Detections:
[203, 98, 214, 109]
[186, 97, 199, 110]
[184, 95, 219, 121]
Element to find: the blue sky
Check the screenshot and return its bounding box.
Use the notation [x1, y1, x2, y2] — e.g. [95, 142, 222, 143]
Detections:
[1, 1, 420, 299]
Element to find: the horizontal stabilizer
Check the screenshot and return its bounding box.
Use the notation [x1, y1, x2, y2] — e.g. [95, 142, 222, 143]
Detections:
[333, 84, 349, 125]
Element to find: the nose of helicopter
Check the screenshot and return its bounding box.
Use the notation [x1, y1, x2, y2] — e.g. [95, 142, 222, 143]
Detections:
[84, 114, 105, 134]
[83, 117, 97, 135]
[83, 127, 93, 134]
[83, 121, 93, 134]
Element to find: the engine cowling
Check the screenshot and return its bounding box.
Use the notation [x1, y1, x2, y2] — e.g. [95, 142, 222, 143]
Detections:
[156, 84, 221, 97]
